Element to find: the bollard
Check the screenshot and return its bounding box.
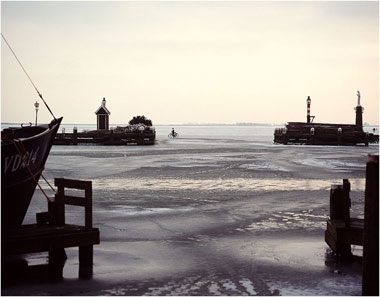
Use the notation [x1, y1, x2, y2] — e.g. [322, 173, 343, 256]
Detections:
[330, 184, 350, 224]
[73, 127, 78, 145]
[110, 129, 115, 144]
[362, 154, 379, 296]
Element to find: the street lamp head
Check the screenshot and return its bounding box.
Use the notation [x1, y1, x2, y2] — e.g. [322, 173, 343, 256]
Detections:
[34, 101, 40, 111]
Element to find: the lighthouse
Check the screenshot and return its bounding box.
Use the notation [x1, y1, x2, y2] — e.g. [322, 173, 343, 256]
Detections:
[306, 96, 311, 123]
[355, 91, 363, 131]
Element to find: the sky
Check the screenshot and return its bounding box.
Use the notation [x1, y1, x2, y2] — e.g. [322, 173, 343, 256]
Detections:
[1, 1, 379, 125]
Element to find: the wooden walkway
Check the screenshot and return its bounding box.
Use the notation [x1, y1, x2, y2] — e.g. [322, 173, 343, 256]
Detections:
[2, 178, 100, 280]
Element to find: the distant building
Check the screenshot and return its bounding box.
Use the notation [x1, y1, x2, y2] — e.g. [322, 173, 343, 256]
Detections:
[95, 97, 111, 130]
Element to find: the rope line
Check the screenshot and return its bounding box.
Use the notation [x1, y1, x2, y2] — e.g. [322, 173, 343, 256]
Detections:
[8, 139, 54, 202]
[1, 33, 56, 120]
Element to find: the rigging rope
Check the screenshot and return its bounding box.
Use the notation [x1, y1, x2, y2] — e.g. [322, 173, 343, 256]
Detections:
[1, 33, 57, 120]
[8, 138, 54, 202]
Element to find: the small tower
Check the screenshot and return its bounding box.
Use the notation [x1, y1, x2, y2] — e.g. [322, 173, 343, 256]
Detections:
[355, 91, 363, 131]
[95, 97, 111, 131]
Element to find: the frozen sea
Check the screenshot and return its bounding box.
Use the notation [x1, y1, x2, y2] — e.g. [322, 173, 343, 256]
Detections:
[3, 124, 379, 296]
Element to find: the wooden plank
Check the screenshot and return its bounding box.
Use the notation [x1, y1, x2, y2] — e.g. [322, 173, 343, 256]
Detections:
[349, 218, 364, 229]
[2, 227, 99, 255]
[342, 227, 363, 246]
[326, 220, 338, 240]
[327, 219, 364, 247]
[55, 178, 92, 190]
[3, 224, 81, 238]
[61, 195, 88, 207]
[325, 230, 337, 252]
[2, 224, 98, 240]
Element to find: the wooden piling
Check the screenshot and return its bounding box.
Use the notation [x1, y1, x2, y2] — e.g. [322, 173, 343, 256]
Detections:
[328, 183, 352, 257]
[48, 248, 67, 280]
[79, 245, 93, 279]
[362, 154, 379, 296]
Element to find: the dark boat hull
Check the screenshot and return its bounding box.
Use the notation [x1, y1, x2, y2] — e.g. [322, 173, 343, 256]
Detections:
[1, 117, 62, 229]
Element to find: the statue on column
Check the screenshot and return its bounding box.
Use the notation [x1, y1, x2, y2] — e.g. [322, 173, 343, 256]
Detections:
[357, 90, 361, 106]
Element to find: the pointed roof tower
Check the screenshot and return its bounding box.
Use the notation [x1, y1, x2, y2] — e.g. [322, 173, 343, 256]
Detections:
[95, 97, 111, 130]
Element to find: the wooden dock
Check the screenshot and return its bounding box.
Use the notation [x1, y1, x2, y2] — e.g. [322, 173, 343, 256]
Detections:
[54, 128, 155, 145]
[274, 122, 378, 146]
[2, 178, 100, 281]
[324, 155, 378, 296]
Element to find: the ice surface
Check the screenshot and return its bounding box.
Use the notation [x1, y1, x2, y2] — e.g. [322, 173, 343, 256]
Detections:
[6, 125, 377, 296]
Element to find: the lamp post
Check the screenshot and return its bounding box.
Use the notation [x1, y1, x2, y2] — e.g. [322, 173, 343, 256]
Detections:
[34, 101, 39, 126]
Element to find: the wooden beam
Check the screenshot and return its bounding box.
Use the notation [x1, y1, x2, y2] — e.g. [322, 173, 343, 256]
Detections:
[55, 178, 92, 190]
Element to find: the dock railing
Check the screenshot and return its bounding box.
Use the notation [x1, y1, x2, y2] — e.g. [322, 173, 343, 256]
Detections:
[51, 178, 93, 229]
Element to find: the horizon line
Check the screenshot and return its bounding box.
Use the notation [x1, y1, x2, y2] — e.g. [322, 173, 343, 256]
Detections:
[1, 122, 379, 127]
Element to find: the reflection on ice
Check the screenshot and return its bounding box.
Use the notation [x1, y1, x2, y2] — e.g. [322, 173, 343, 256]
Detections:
[239, 162, 290, 172]
[239, 278, 257, 295]
[242, 210, 328, 232]
[294, 156, 365, 172]
[106, 205, 193, 216]
[267, 276, 362, 296]
[92, 177, 366, 192]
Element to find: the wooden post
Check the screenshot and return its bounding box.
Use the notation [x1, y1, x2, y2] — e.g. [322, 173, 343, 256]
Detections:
[48, 249, 67, 280]
[109, 129, 115, 144]
[79, 245, 93, 279]
[330, 184, 350, 224]
[362, 154, 379, 296]
[53, 183, 65, 226]
[73, 127, 78, 145]
[342, 179, 351, 223]
[85, 183, 92, 230]
[330, 184, 352, 257]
